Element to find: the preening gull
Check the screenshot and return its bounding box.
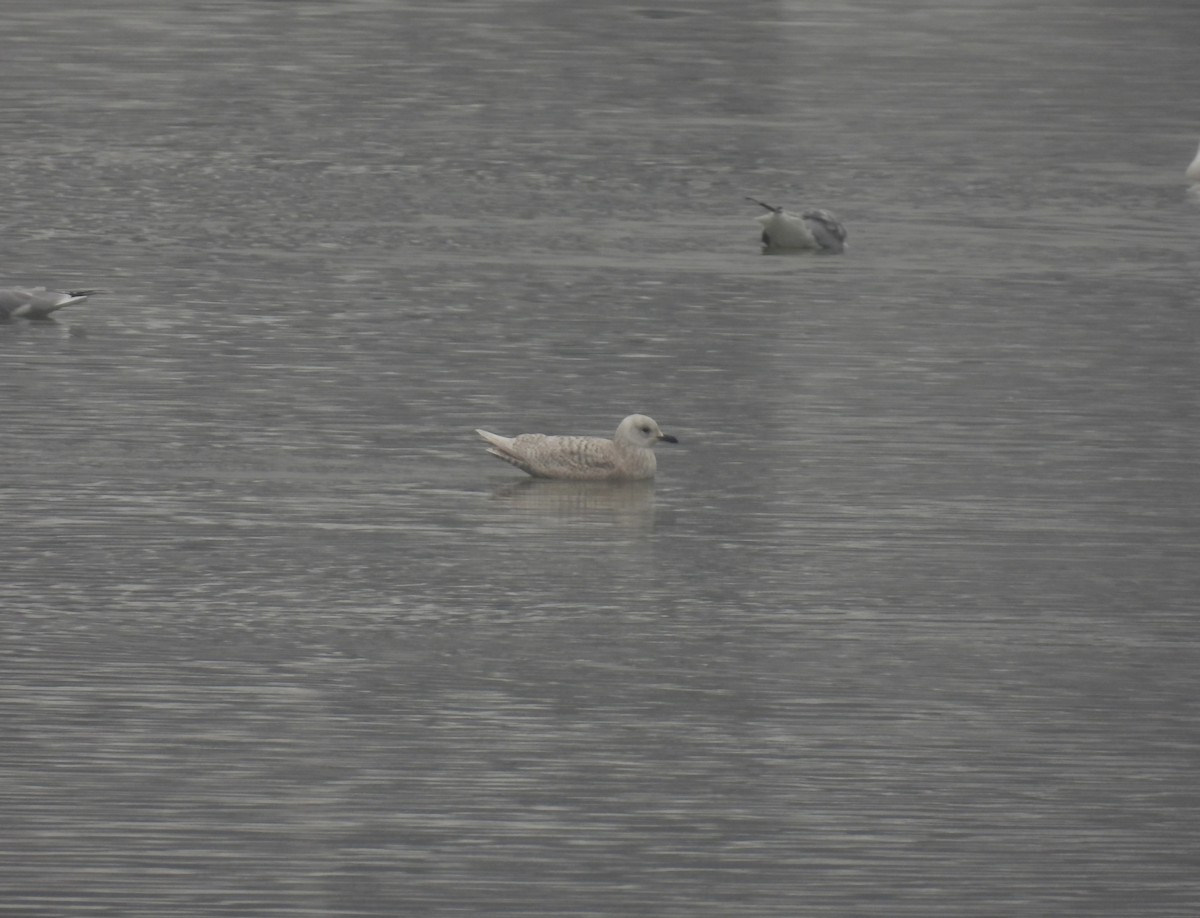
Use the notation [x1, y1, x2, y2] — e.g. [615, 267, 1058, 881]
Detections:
[1187, 140, 1200, 182]
[746, 197, 847, 254]
[475, 414, 679, 481]
[0, 286, 106, 319]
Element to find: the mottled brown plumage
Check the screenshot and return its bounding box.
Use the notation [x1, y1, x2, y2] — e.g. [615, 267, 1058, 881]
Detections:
[475, 414, 678, 481]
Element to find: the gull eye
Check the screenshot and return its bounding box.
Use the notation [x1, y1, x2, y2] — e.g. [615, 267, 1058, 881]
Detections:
[640, 425, 651, 434]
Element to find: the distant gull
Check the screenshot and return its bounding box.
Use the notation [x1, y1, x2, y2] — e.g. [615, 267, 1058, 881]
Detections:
[1187, 140, 1200, 182]
[746, 196, 847, 254]
[0, 286, 106, 320]
[476, 414, 679, 481]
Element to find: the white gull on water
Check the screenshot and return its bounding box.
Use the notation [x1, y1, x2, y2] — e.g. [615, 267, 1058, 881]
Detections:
[746, 196, 847, 254]
[1187, 140, 1200, 182]
[0, 286, 106, 319]
[475, 414, 679, 481]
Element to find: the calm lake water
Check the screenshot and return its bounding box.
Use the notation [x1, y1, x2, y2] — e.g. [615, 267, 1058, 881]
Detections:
[2, 1, 1198, 915]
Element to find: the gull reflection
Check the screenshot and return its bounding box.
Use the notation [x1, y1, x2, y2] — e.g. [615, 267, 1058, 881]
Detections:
[488, 478, 658, 529]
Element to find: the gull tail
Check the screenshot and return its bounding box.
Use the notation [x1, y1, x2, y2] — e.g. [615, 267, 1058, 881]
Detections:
[476, 429, 529, 472]
[744, 196, 781, 213]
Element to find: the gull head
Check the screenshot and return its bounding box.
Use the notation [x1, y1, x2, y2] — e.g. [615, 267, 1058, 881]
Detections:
[616, 414, 679, 448]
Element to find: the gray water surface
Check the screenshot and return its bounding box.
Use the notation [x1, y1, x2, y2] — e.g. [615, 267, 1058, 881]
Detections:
[3, 1, 1199, 916]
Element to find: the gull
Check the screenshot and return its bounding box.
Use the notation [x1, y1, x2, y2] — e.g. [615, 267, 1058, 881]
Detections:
[0, 286, 107, 320]
[1187, 140, 1200, 182]
[475, 414, 679, 481]
[746, 196, 847, 254]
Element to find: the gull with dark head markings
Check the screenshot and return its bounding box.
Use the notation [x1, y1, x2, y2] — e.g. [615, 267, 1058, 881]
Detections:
[746, 196, 847, 254]
[0, 286, 108, 320]
[475, 414, 679, 481]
